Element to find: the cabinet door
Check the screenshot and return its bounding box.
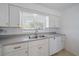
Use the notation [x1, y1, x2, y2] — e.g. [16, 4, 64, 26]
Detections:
[29, 39, 48, 56]
[9, 5, 20, 27]
[49, 37, 64, 55]
[49, 15, 60, 28]
[0, 48, 1, 56]
[29, 44, 39, 56]
[56, 36, 64, 51]
[49, 16, 55, 27]
[38, 43, 48, 56]
[0, 4, 9, 27]
[54, 16, 60, 27]
[49, 38, 58, 55]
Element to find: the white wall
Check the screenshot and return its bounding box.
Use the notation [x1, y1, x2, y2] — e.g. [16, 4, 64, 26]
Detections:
[62, 4, 79, 55]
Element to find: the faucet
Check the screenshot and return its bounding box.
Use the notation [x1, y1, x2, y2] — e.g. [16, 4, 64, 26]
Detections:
[35, 27, 41, 38]
[34, 28, 39, 38]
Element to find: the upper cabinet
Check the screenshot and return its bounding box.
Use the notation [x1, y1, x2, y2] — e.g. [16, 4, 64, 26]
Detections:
[54, 16, 60, 27]
[9, 5, 20, 27]
[0, 4, 9, 27]
[0, 4, 20, 27]
[49, 15, 60, 28]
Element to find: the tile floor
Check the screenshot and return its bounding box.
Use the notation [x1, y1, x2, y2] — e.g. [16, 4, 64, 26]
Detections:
[52, 50, 75, 56]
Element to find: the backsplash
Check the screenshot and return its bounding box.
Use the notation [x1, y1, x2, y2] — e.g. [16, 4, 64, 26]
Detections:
[0, 27, 61, 35]
[0, 27, 61, 44]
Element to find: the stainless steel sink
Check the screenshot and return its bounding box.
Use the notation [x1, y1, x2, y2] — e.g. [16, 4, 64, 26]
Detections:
[29, 35, 46, 39]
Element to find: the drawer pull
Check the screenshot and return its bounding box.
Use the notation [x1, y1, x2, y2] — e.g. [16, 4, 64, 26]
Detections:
[25, 51, 28, 53]
[14, 46, 21, 49]
[38, 47, 42, 49]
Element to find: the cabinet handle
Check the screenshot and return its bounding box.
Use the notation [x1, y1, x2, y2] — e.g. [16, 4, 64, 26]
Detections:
[6, 22, 9, 25]
[25, 51, 28, 53]
[38, 47, 42, 49]
[14, 46, 21, 49]
[54, 37, 55, 40]
[17, 24, 19, 25]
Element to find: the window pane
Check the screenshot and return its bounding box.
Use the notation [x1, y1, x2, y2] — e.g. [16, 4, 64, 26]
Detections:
[34, 14, 47, 28]
[20, 11, 49, 29]
[20, 12, 35, 29]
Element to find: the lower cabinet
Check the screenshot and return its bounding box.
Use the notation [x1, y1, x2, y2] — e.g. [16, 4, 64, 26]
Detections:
[2, 42, 28, 56]
[1, 37, 64, 56]
[29, 39, 49, 56]
[49, 36, 64, 55]
[49, 37, 56, 55]
[0, 48, 1, 56]
[56, 36, 64, 51]
[2, 39, 49, 56]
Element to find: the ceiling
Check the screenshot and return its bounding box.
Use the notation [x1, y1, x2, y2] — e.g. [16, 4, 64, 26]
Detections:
[36, 3, 78, 12]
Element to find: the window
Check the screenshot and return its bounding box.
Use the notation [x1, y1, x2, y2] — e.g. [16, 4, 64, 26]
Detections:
[20, 11, 49, 29]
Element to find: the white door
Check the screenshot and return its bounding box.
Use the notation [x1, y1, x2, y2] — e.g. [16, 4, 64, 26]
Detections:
[9, 5, 20, 27]
[0, 4, 9, 27]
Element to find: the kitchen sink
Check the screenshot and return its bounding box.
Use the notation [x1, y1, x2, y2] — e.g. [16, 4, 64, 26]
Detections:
[29, 35, 46, 39]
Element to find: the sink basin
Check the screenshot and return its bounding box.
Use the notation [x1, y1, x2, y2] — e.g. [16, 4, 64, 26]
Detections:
[29, 35, 46, 39]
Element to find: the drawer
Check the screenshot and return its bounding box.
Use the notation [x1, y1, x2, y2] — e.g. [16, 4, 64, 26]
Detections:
[3, 42, 28, 53]
[0, 48, 1, 56]
[29, 39, 48, 46]
[4, 49, 28, 56]
[39, 39, 48, 45]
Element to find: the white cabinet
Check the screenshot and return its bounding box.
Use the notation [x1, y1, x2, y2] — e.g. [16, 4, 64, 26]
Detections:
[0, 44, 2, 56]
[56, 36, 64, 51]
[54, 16, 60, 27]
[49, 16, 55, 27]
[49, 37, 58, 55]
[3, 42, 28, 56]
[0, 4, 9, 27]
[9, 5, 20, 27]
[0, 4, 21, 27]
[49, 36, 64, 55]
[49, 15, 60, 27]
[29, 39, 48, 56]
[0, 47, 2, 56]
